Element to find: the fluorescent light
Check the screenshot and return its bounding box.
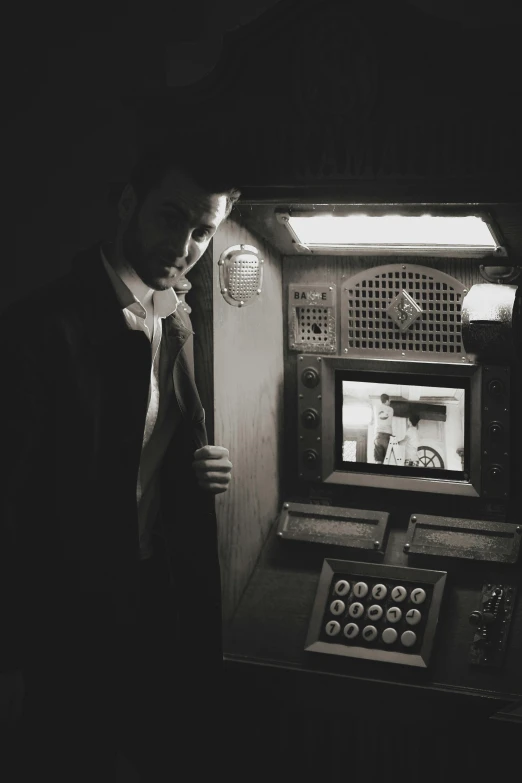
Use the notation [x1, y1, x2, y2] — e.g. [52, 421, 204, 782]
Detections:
[284, 214, 500, 255]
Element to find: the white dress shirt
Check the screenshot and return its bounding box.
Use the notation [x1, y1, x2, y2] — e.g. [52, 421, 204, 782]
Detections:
[101, 248, 183, 559]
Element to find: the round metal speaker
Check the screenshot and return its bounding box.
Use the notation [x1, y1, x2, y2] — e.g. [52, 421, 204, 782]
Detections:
[218, 244, 263, 307]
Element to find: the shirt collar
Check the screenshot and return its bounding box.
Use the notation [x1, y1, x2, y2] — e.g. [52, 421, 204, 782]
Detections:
[100, 246, 180, 319]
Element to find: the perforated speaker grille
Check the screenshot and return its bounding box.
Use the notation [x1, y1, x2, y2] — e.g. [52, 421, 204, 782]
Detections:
[218, 244, 263, 307]
[297, 307, 331, 344]
[288, 284, 337, 353]
[341, 264, 468, 362]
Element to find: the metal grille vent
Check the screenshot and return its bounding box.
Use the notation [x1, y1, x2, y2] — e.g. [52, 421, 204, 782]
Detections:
[341, 264, 468, 362]
[218, 244, 263, 307]
[288, 284, 337, 353]
[297, 307, 330, 345]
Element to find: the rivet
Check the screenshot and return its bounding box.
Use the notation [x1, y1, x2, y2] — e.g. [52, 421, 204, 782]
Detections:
[374, 541, 380, 549]
[299, 356, 303, 361]
[411, 516, 417, 523]
[516, 526, 522, 534]
[283, 503, 289, 509]
[404, 544, 410, 552]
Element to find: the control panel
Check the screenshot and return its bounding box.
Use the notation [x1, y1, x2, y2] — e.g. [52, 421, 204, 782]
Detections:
[305, 559, 446, 668]
[469, 582, 518, 667]
[480, 366, 511, 499]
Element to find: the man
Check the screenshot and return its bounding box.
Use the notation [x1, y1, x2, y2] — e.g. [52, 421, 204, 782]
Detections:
[373, 393, 394, 463]
[399, 414, 421, 466]
[1, 130, 241, 779]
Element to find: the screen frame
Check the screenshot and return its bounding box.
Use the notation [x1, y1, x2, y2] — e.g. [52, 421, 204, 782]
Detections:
[321, 358, 481, 497]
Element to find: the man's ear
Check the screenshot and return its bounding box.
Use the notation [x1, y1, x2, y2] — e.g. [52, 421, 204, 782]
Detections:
[118, 183, 137, 222]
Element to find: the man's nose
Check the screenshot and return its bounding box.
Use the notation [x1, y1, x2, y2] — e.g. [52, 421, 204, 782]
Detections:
[171, 230, 192, 260]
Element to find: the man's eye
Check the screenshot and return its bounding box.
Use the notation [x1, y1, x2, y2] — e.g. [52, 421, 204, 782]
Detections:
[193, 229, 211, 241]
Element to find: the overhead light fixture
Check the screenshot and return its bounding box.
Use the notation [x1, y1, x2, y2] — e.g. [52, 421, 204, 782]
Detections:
[277, 211, 505, 257]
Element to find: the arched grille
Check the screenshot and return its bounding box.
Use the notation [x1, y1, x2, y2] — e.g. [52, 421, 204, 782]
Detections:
[341, 264, 468, 362]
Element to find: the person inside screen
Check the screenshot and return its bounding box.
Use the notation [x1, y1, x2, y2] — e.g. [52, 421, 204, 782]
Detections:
[0, 126, 241, 780]
[399, 414, 421, 467]
[373, 393, 394, 463]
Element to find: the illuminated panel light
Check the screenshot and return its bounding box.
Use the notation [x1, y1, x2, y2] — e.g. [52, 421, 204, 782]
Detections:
[284, 215, 501, 256]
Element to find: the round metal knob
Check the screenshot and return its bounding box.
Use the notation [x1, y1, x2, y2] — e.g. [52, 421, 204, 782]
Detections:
[301, 408, 320, 428]
[302, 368, 320, 388]
[489, 422, 503, 440]
[469, 610, 496, 627]
[303, 449, 318, 467]
[488, 379, 504, 396]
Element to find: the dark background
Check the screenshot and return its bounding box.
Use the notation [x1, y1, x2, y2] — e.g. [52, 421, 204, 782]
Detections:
[9, 0, 522, 299]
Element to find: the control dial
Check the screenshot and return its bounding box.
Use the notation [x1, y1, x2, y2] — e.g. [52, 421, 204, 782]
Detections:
[301, 408, 320, 428]
[488, 421, 503, 441]
[488, 465, 504, 482]
[469, 610, 496, 627]
[301, 367, 320, 388]
[488, 379, 505, 396]
[303, 449, 319, 468]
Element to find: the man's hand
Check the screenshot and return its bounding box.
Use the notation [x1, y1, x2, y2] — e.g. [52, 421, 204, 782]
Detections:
[192, 446, 232, 494]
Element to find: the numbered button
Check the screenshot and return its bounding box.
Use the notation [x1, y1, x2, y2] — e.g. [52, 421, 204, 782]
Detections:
[367, 604, 384, 621]
[334, 580, 351, 597]
[405, 609, 422, 626]
[382, 628, 398, 645]
[325, 621, 341, 636]
[372, 584, 388, 600]
[348, 602, 365, 619]
[401, 630, 417, 648]
[343, 623, 360, 640]
[362, 625, 378, 642]
[330, 600, 345, 616]
[353, 582, 369, 598]
[410, 588, 427, 605]
[391, 585, 407, 602]
[386, 606, 402, 623]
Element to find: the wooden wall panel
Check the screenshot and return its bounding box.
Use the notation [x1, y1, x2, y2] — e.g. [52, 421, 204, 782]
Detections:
[209, 218, 284, 629]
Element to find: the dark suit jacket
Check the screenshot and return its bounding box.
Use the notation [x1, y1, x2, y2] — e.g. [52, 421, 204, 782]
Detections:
[0, 244, 222, 687]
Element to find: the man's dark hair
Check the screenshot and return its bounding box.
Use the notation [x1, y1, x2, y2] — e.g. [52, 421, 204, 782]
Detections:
[380, 394, 390, 403]
[129, 127, 242, 216]
[409, 414, 420, 427]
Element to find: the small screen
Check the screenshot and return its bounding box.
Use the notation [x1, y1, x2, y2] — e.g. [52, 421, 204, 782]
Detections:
[335, 371, 469, 481]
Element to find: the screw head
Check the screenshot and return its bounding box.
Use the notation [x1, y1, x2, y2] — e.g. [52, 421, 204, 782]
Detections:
[404, 543, 410, 552]
[374, 540, 380, 549]
[411, 515, 417, 523]
[283, 503, 289, 509]
[516, 526, 522, 534]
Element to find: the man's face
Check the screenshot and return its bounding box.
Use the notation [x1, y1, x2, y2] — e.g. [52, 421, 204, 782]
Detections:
[119, 167, 229, 290]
